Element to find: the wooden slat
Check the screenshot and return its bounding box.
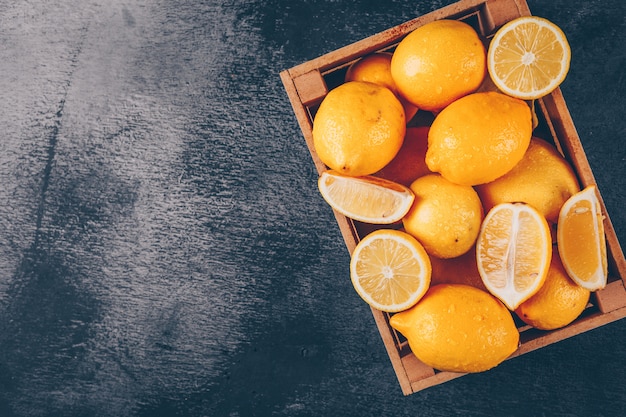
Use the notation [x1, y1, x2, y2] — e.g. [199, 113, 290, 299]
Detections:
[481, 0, 531, 33]
[595, 280, 626, 313]
[279, 70, 326, 175]
[291, 69, 328, 107]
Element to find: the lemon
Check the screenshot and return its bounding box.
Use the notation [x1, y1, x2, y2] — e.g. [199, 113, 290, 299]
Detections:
[389, 284, 519, 373]
[350, 229, 431, 312]
[346, 52, 397, 92]
[429, 245, 488, 292]
[402, 174, 483, 259]
[312, 81, 405, 177]
[317, 170, 415, 224]
[426, 91, 532, 186]
[476, 137, 581, 223]
[515, 251, 590, 330]
[374, 126, 432, 187]
[345, 52, 419, 121]
[488, 16, 571, 100]
[557, 185, 607, 291]
[476, 203, 552, 310]
[390, 19, 486, 111]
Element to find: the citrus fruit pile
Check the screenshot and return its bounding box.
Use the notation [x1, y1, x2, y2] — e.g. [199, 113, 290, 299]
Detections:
[312, 16, 608, 374]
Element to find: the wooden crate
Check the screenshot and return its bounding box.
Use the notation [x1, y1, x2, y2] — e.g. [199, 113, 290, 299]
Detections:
[280, 0, 626, 395]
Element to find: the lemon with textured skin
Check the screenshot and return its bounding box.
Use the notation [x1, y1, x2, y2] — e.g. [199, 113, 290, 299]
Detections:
[391, 19, 486, 112]
[345, 52, 418, 121]
[516, 252, 590, 330]
[318, 170, 415, 224]
[390, 284, 519, 373]
[402, 174, 483, 259]
[313, 81, 405, 177]
[476, 137, 580, 223]
[426, 91, 532, 186]
[346, 52, 397, 92]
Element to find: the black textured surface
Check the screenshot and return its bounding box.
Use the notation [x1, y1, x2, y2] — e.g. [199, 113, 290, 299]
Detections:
[0, 1, 625, 416]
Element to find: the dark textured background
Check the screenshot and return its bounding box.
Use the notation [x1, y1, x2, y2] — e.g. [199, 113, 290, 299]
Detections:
[0, 1, 624, 416]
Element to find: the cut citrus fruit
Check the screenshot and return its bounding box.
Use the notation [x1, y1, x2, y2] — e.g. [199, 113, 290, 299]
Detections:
[318, 170, 415, 224]
[350, 229, 431, 312]
[476, 202, 552, 310]
[557, 185, 607, 291]
[487, 16, 571, 100]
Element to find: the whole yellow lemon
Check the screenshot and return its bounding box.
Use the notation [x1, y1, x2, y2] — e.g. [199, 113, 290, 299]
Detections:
[312, 81, 406, 176]
[426, 91, 532, 186]
[402, 174, 483, 259]
[346, 52, 398, 92]
[515, 251, 590, 330]
[476, 137, 580, 223]
[390, 284, 519, 373]
[345, 52, 419, 121]
[390, 19, 486, 112]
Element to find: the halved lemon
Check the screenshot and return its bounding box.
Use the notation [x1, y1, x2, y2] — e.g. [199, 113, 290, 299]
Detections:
[350, 229, 431, 312]
[487, 16, 571, 100]
[318, 170, 415, 224]
[557, 185, 607, 291]
[476, 202, 552, 310]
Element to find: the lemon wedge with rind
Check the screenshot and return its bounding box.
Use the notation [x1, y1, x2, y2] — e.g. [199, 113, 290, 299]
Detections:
[557, 185, 608, 291]
[476, 202, 552, 310]
[487, 16, 571, 100]
[318, 170, 415, 224]
[350, 229, 431, 313]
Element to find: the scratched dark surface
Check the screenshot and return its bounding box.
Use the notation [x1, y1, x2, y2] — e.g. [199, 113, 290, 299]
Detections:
[0, 0, 625, 416]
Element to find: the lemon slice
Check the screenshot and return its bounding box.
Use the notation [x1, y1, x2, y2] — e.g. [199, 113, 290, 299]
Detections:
[557, 185, 607, 291]
[487, 16, 571, 100]
[350, 229, 431, 312]
[476, 202, 552, 310]
[318, 170, 415, 224]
